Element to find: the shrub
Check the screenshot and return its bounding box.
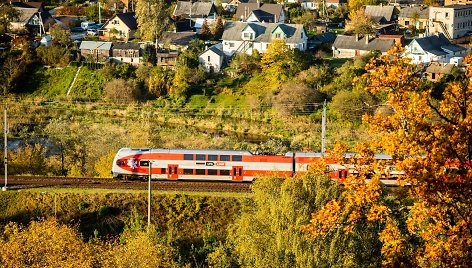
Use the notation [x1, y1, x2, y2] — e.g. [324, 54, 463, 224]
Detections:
[36, 45, 71, 67]
[103, 78, 141, 103]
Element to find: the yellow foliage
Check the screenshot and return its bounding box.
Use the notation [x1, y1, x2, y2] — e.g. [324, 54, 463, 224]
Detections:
[94, 151, 116, 178]
[0, 219, 95, 268]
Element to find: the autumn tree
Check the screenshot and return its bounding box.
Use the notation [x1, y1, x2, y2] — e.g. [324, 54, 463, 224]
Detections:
[305, 46, 472, 267]
[103, 78, 141, 103]
[49, 23, 72, 48]
[135, 0, 169, 42]
[346, 8, 375, 35]
[348, 0, 380, 12]
[212, 16, 224, 40]
[200, 19, 212, 41]
[273, 81, 323, 116]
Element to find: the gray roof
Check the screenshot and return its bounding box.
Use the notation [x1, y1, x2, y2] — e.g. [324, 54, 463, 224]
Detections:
[79, 41, 112, 50]
[443, 4, 472, 9]
[413, 33, 466, 56]
[312, 32, 337, 43]
[14, 7, 38, 24]
[202, 45, 226, 57]
[159, 31, 196, 46]
[235, 3, 282, 21]
[112, 42, 140, 50]
[364, 5, 396, 22]
[333, 35, 395, 52]
[173, 1, 215, 18]
[398, 6, 429, 19]
[222, 21, 305, 44]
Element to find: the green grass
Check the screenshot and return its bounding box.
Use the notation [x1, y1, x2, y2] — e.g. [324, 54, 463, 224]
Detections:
[324, 57, 349, 69]
[186, 94, 210, 109]
[69, 66, 105, 99]
[26, 66, 78, 96]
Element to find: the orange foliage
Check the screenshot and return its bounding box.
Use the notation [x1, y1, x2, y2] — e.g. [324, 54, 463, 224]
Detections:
[305, 45, 472, 266]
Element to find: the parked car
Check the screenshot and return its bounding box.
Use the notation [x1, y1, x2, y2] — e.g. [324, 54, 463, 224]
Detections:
[87, 29, 98, 36]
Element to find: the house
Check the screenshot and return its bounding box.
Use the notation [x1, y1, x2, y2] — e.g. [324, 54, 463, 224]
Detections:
[387, 0, 424, 6]
[428, 4, 472, 40]
[221, 22, 307, 56]
[325, 0, 347, 9]
[100, 12, 137, 41]
[235, 2, 285, 23]
[424, 63, 455, 81]
[110, 42, 142, 65]
[156, 50, 179, 69]
[308, 32, 337, 50]
[10, 7, 54, 35]
[79, 41, 112, 62]
[405, 33, 468, 64]
[364, 5, 397, 24]
[158, 31, 197, 50]
[332, 34, 395, 58]
[398, 6, 429, 30]
[172, 1, 218, 20]
[199, 44, 226, 73]
[445, 0, 472, 5]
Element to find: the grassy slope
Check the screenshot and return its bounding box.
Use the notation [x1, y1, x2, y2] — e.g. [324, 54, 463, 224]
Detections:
[23, 66, 78, 96]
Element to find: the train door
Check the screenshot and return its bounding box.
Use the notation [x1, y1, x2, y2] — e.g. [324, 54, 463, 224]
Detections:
[167, 164, 179, 180]
[232, 166, 243, 181]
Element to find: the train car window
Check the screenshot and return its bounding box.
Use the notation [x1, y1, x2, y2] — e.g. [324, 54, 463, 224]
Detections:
[208, 155, 218, 161]
[208, 169, 217, 175]
[140, 160, 149, 166]
[232, 155, 242, 161]
[196, 169, 205, 175]
[220, 170, 230, 176]
[184, 154, 194, 160]
[196, 154, 206, 161]
[161, 168, 166, 174]
[183, 169, 194, 175]
[220, 155, 230, 161]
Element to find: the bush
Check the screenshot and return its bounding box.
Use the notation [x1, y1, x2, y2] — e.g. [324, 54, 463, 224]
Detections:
[103, 78, 141, 103]
[36, 45, 71, 67]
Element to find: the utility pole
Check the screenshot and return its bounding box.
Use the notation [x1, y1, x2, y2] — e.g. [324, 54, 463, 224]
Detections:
[321, 99, 326, 154]
[148, 161, 152, 228]
[3, 105, 7, 191]
[98, 1, 101, 24]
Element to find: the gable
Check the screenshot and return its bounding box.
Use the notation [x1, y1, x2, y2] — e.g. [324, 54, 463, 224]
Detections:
[271, 26, 287, 39]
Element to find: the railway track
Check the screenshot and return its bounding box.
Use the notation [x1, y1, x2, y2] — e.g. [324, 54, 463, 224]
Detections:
[1, 176, 252, 193]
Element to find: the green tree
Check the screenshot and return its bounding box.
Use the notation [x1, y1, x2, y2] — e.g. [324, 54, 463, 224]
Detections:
[136, 0, 169, 42]
[0, 6, 20, 34]
[273, 81, 323, 116]
[348, 0, 380, 11]
[49, 23, 72, 48]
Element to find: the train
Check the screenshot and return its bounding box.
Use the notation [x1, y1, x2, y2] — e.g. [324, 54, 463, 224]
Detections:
[112, 148, 402, 185]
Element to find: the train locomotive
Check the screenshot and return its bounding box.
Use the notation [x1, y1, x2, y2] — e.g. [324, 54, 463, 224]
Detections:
[112, 148, 401, 184]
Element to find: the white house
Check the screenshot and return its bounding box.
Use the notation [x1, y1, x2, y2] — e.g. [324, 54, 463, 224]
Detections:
[405, 33, 468, 64]
[199, 44, 226, 73]
[221, 22, 307, 56]
[428, 4, 472, 39]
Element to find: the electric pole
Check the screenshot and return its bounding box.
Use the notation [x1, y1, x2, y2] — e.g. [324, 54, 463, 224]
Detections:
[321, 99, 326, 154]
[3, 105, 8, 191]
[148, 161, 152, 228]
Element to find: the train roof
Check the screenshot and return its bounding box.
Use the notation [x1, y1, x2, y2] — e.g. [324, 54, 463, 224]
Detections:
[118, 148, 254, 156]
[294, 152, 393, 159]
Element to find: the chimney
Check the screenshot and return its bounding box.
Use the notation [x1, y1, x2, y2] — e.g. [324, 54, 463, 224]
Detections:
[245, 6, 248, 20]
[257, 0, 261, 8]
[355, 33, 359, 42]
[274, 15, 277, 23]
[365, 34, 370, 44]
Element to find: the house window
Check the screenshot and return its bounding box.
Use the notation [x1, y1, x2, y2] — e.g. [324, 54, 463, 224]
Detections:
[208, 55, 210, 61]
[275, 33, 281, 38]
[243, 32, 253, 39]
[229, 42, 235, 48]
[446, 12, 449, 18]
[405, 21, 410, 26]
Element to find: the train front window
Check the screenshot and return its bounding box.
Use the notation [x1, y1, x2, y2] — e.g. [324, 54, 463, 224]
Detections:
[196, 154, 206, 161]
[184, 154, 194, 160]
[208, 155, 218, 161]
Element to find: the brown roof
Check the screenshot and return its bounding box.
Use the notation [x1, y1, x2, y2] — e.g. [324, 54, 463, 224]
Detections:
[235, 3, 283, 21]
[425, 63, 455, 74]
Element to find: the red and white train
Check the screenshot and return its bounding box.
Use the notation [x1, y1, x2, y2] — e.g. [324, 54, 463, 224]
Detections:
[112, 148, 402, 184]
